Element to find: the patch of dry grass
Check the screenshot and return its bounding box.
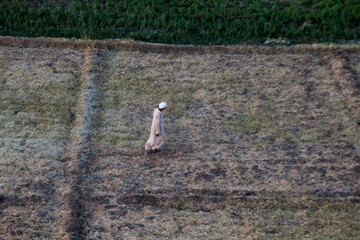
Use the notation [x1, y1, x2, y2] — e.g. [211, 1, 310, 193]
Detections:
[89, 48, 360, 239]
[1, 40, 360, 239]
[95, 50, 359, 191]
[0, 46, 82, 239]
[87, 198, 360, 239]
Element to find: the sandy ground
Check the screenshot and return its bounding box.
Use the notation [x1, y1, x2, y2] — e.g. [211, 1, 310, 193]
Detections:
[0, 38, 359, 239]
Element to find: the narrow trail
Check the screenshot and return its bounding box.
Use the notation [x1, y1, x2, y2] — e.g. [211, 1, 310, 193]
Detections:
[62, 47, 103, 239]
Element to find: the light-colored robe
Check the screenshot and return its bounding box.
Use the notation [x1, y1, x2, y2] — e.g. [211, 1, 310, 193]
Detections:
[145, 108, 166, 151]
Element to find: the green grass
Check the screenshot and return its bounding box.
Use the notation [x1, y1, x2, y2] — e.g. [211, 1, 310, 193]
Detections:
[0, 0, 359, 45]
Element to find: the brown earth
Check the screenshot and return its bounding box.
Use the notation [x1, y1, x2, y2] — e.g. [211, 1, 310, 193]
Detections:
[0, 37, 359, 239]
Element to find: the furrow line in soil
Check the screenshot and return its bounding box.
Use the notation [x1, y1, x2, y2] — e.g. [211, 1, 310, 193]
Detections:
[329, 54, 360, 112]
[62, 48, 103, 240]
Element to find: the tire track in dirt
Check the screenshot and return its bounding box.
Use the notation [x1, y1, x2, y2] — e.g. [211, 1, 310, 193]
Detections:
[63, 48, 103, 239]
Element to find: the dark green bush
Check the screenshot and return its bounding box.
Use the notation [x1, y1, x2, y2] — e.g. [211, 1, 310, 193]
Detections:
[0, 0, 359, 45]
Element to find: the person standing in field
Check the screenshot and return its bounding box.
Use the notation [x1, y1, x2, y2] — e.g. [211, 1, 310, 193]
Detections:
[145, 102, 167, 152]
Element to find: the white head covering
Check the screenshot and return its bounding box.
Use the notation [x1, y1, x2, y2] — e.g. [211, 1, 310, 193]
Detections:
[159, 102, 167, 109]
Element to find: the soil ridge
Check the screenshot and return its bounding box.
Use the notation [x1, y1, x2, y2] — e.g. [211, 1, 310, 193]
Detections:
[63, 48, 102, 239]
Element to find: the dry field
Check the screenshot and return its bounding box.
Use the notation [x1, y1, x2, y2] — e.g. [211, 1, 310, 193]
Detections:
[0, 37, 359, 239]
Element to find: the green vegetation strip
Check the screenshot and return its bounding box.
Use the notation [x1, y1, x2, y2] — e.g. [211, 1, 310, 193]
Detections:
[0, 0, 359, 45]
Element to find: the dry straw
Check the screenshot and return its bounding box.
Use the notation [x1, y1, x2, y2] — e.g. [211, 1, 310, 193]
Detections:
[165, 57, 185, 104]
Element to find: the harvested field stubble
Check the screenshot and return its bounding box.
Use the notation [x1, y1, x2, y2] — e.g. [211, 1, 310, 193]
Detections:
[0, 38, 360, 239]
[91, 48, 360, 238]
[0, 46, 83, 238]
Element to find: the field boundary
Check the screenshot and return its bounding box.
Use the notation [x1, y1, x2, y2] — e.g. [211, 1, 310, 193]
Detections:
[62, 48, 103, 239]
[1, 36, 360, 55]
[329, 54, 360, 112]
